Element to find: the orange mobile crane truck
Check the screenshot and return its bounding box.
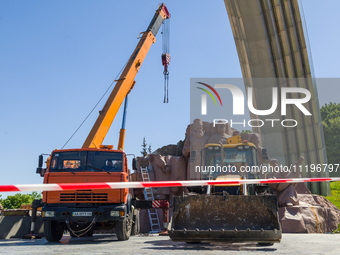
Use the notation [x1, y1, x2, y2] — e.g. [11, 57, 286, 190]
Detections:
[35, 4, 170, 242]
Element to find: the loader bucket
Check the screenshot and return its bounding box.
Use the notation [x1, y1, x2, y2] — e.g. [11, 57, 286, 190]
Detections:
[169, 194, 281, 244]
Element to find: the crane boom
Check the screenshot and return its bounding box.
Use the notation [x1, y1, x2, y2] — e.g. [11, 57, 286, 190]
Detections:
[83, 4, 170, 149]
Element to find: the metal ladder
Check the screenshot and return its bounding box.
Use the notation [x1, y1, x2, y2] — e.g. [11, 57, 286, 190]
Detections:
[140, 167, 161, 233]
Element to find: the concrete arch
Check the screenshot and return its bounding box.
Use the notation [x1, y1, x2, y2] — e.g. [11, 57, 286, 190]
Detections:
[224, 0, 329, 195]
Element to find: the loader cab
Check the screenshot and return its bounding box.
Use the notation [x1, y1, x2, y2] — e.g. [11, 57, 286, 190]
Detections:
[202, 140, 259, 195]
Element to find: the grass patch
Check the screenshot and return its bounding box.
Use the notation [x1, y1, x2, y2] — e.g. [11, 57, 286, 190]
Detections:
[324, 182, 340, 233]
[324, 182, 340, 209]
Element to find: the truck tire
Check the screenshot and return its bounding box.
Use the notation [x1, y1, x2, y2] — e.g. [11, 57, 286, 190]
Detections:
[131, 210, 140, 236]
[116, 216, 132, 241]
[44, 220, 63, 242]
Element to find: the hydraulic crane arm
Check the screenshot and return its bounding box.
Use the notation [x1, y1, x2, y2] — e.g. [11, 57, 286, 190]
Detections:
[82, 4, 170, 149]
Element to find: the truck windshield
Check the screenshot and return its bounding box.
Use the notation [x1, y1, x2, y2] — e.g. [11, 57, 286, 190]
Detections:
[49, 151, 124, 173]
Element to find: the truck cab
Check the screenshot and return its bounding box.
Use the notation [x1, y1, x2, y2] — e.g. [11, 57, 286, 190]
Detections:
[38, 148, 136, 242]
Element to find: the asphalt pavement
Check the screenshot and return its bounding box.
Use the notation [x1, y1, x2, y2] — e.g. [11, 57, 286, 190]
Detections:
[0, 233, 339, 254]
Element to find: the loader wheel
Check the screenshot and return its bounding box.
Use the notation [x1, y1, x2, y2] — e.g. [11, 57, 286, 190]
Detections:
[258, 242, 274, 246]
[116, 215, 132, 241]
[44, 220, 63, 242]
[131, 210, 140, 236]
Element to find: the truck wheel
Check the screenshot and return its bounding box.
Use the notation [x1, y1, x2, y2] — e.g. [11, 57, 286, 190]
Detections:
[44, 220, 63, 242]
[131, 210, 140, 236]
[116, 216, 132, 241]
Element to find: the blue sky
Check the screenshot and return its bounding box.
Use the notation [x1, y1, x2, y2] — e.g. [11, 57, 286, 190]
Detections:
[1, 0, 340, 195]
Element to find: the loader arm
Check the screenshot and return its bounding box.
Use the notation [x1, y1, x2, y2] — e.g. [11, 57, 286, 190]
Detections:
[83, 4, 170, 149]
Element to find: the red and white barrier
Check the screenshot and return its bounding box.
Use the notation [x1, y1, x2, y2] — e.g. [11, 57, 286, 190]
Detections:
[1, 177, 340, 193]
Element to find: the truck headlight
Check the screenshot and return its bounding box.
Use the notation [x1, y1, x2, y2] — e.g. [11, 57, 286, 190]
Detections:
[43, 211, 55, 217]
[110, 211, 119, 217]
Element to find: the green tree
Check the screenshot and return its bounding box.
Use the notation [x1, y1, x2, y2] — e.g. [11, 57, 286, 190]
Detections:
[322, 118, 340, 166]
[321, 102, 340, 125]
[0, 192, 42, 209]
[140, 137, 152, 156]
[320, 103, 340, 177]
[241, 130, 252, 133]
[141, 136, 148, 157]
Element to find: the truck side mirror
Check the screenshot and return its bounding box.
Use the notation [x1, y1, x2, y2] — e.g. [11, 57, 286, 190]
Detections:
[38, 155, 43, 168]
[132, 158, 138, 171]
[36, 167, 42, 174]
[36, 155, 44, 176]
[262, 148, 269, 162]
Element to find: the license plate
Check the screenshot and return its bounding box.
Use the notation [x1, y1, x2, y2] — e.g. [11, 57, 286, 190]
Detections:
[72, 212, 92, 217]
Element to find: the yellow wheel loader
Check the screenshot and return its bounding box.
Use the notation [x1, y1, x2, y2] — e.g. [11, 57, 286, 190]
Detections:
[169, 136, 282, 245]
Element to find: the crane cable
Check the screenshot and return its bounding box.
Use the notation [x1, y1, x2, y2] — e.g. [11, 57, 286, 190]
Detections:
[162, 18, 170, 103]
[163, 70, 169, 103]
[61, 60, 129, 149]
